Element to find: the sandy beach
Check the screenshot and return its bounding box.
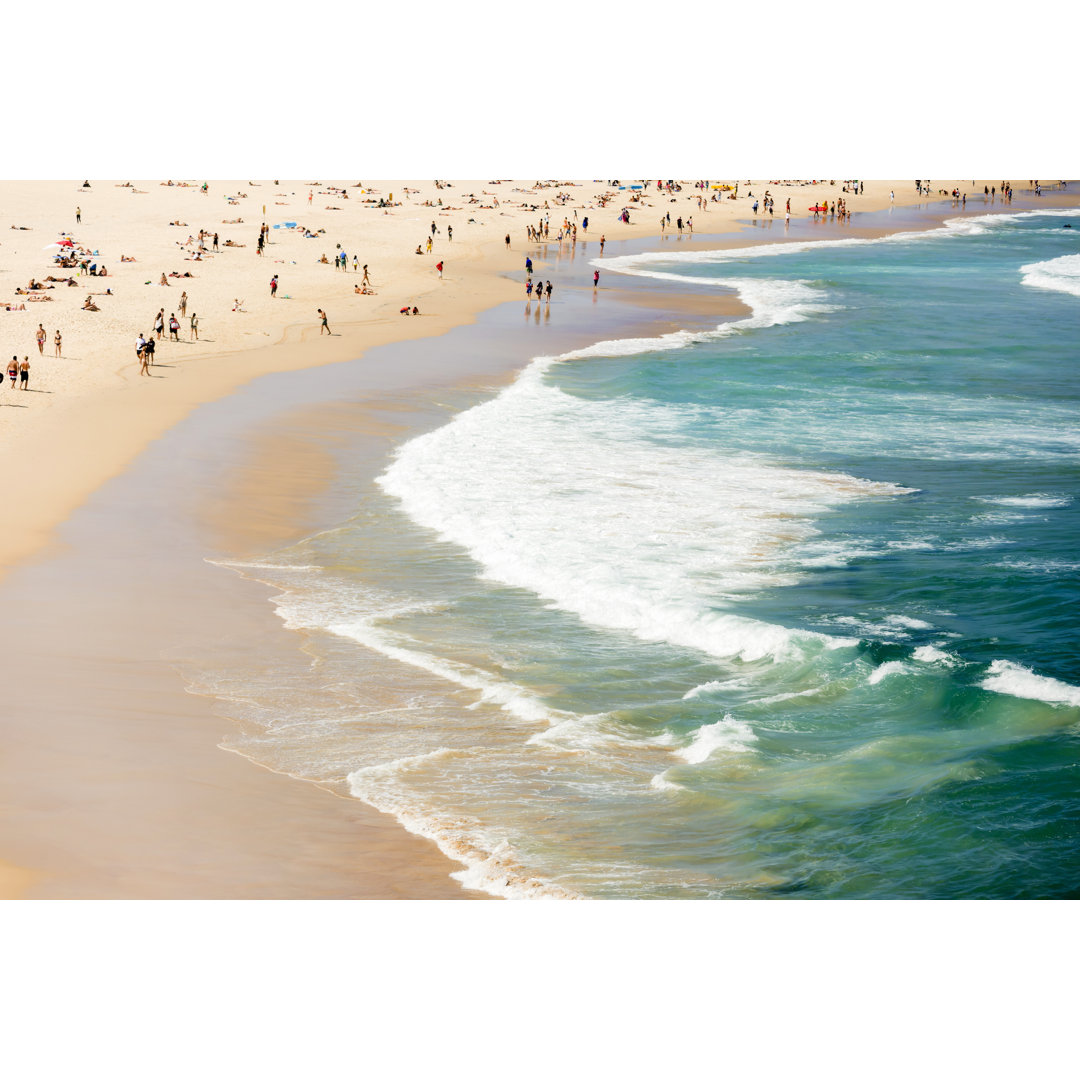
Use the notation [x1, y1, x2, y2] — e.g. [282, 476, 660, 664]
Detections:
[3, 176, 1075, 900]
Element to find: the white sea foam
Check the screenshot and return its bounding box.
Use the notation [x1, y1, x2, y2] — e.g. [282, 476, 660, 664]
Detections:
[750, 685, 830, 706]
[598, 208, 1080, 286]
[868, 661, 910, 685]
[912, 645, 959, 666]
[675, 716, 757, 763]
[682, 677, 751, 700]
[649, 772, 684, 793]
[328, 615, 563, 725]
[348, 758, 584, 899]
[828, 615, 928, 641]
[972, 494, 1072, 509]
[1020, 253, 1080, 298]
[884, 615, 934, 631]
[993, 558, 1080, 574]
[526, 714, 673, 753]
[981, 660, 1080, 708]
[379, 322, 908, 664]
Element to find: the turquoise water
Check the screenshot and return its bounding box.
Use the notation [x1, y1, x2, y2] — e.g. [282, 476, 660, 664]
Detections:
[217, 210, 1080, 898]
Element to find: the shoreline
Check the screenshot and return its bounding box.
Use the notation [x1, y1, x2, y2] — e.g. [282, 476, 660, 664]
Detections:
[3, 181, 1077, 899]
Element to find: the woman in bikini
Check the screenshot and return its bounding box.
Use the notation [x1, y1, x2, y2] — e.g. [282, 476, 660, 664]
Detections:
[54, 331, 62, 357]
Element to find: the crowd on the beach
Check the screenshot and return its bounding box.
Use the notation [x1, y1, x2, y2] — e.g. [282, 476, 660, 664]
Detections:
[6, 177, 1073, 419]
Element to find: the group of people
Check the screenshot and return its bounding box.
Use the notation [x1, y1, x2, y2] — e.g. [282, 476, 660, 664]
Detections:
[7, 323, 58, 393]
[35, 324, 62, 357]
[7, 355, 30, 390]
[660, 214, 695, 235]
[135, 305, 198, 375]
[525, 278, 553, 301]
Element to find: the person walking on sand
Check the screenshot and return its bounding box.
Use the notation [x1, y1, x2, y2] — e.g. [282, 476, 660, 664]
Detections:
[179, 290, 187, 316]
[76, 206, 81, 224]
[270, 275, 278, 298]
[169, 313, 180, 340]
[318, 309, 330, 335]
[436, 261, 443, 279]
[139, 342, 150, 376]
[144, 334, 155, 367]
[19, 356, 30, 389]
[8, 356, 18, 388]
[54, 331, 62, 357]
[190, 313, 199, 340]
[362, 264, 371, 286]
[36, 324, 46, 355]
[155, 309, 165, 339]
[505, 233, 511, 249]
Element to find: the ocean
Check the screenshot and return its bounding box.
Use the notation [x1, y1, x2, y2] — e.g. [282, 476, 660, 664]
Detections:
[209, 206, 1080, 898]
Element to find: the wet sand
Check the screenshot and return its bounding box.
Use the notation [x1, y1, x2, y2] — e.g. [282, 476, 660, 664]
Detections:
[0, 252, 735, 899]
